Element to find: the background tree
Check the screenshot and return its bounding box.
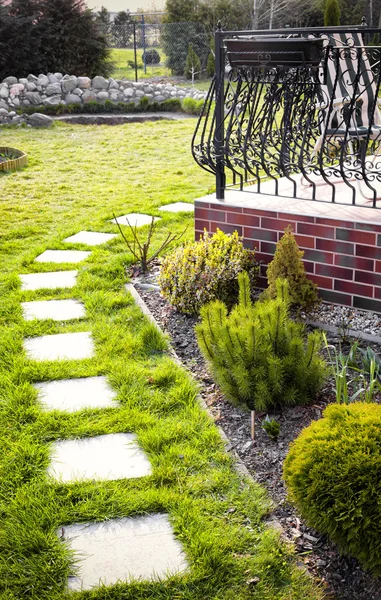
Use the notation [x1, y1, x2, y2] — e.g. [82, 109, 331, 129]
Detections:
[111, 10, 134, 47]
[324, 0, 341, 25]
[185, 43, 201, 81]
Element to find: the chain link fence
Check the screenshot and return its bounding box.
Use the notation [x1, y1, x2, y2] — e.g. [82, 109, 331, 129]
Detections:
[100, 22, 212, 82]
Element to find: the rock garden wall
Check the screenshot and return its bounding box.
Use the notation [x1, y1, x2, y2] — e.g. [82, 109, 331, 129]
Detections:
[0, 73, 206, 126]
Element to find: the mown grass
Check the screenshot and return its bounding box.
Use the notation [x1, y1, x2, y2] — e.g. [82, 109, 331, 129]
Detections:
[0, 121, 323, 599]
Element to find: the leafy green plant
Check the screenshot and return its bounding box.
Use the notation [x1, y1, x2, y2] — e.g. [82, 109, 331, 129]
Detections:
[284, 402, 381, 575]
[114, 215, 187, 274]
[323, 334, 381, 403]
[158, 229, 257, 314]
[142, 49, 161, 65]
[196, 275, 326, 411]
[261, 415, 280, 440]
[182, 98, 205, 115]
[185, 43, 202, 81]
[265, 226, 319, 310]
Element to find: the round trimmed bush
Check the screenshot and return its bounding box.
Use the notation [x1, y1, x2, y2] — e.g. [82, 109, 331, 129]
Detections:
[142, 49, 161, 65]
[158, 229, 257, 314]
[283, 403, 381, 574]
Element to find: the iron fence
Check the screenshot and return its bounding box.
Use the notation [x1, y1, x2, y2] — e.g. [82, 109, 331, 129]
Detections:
[192, 24, 381, 208]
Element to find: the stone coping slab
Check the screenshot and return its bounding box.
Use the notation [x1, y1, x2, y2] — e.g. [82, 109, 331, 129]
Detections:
[24, 331, 94, 361]
[19, 270, 78, 291]
[159, 202, 194, 213]
[34, 376, 117, 412]
[21, 299, 85, 321]
[48, 433, 152, 483]
[64, 231, 117, 246]
[60, 513, 188, 591]
[111, 213, 160, 227]
[35, 250, 91, 264]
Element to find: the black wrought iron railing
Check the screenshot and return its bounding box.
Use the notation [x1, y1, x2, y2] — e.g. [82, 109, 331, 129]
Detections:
[191, 24, 381, 207]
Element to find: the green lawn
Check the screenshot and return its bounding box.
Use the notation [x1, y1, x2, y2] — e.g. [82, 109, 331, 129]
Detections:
[0, 120, 323, 600]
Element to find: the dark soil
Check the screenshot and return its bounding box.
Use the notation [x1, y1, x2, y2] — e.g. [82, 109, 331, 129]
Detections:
[132, 263, 381, 600]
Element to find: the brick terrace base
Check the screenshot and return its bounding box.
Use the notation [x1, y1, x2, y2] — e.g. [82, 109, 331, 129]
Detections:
[195, 189, 381, 313]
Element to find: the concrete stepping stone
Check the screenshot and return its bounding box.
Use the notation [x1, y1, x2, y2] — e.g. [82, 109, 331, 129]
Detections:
[64, 231, 117, 246]
[35, 376, 117, 412]
[35, 250, 91, 264]
[21, 299, 85, 321]
[159, 202, 194, 213]
[60, 513, 188, 591]
[24, 331, 94, 361]
[111, 213, 160, 227]
[20, 270, 78, 291]
[48, 433, 151, 483]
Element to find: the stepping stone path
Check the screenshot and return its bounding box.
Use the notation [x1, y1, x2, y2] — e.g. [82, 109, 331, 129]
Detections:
[111, 213, 160, 227]
[35, 250, 91, 263]
[20, 270, 78, 291]
[24, 331, 94, 361]
[19, 220, 192, 590]
[63, 231, 117, 246]
[35, 376, 117, 412]
[61, 514, 188, 591]
[48, 433, 152, 482]
[21, 299, 85, 321]
[159, 202, 194, 213]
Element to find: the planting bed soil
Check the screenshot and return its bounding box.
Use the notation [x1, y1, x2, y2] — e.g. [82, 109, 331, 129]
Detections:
[132, 263, 381, 600]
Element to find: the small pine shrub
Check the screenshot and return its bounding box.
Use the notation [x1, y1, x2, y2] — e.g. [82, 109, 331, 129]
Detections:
[184, 44, 201, 80]
[158, 229, 257, 315]
[206, 50, 215, 77]
[196, 275, 326, 411]
[161, 98, 182, 112]
[265, 225, 318, 310]
[284, 402, 381, 575]
[142, 49, 161, 65]
[181, 97, 198, 115]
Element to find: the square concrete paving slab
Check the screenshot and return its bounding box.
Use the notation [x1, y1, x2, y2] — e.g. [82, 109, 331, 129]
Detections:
[159, 202, 194, 213]
[35, 376, 118, 412]
[61, 513, 188, 591]
[24, 331, 94, 361]
[21, 299, 86, 321]
[111, 213, 160, 227]
[48, 433, 152, 483]
[64, 231, 117, 246]
[20, 271, 78, 291]
[35, 250, 91, 264]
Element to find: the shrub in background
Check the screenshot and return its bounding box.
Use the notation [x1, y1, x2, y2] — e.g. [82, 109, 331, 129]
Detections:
[206, 50, 215, 77]
[196, 275, 326, 411]
[181, 97, 205, 115]
[184, 44, 202, 80]
[265, 225, 318, 310]
[158, 229, 257, 314]
[284, 402, 381, 575]
[142, 49, 161, 64]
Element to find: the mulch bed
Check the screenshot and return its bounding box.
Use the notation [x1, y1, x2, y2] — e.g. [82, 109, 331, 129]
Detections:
[132, 264, 381, 600]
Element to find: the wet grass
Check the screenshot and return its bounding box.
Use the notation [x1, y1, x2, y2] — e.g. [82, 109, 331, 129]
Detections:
[0, 121, 323, 600]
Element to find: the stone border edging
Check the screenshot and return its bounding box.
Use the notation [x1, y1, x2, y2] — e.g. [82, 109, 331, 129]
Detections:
[305, 319, 381, 345]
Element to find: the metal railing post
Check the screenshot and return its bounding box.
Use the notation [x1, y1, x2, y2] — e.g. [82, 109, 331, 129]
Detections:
[133, 22, 138, 82]
[214, 22, 225, 200]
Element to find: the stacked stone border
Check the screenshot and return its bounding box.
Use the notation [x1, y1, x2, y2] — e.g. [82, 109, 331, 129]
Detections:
[195, 197, 381, 314]
[0, 73, 206, 126]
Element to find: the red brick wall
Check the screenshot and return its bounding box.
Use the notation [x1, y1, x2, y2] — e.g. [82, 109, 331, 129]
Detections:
[195, 200, 381, 313]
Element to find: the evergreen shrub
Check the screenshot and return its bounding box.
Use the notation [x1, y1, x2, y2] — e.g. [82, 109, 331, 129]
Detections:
[142, 49, 161, 64]
[266, 226, 318, 310]
[181, 98, 204, 115]
[184, 44, 202, 80]
[284, 402, 381, 574]
[158, 229, 257, 314]
[206, 50, 215, 77]
[196, 275, 326, 410]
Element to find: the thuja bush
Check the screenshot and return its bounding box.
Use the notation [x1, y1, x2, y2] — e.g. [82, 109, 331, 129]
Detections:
[158, 229, 257, 314]
[284, 402, 381, 575]
[266, 226, 318, 310]
[196, 274, 326, 411]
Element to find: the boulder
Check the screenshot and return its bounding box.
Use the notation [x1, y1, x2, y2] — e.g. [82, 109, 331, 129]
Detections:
[43, 95, 61, 106]
[77, 77, 91, 89]
[25, 91, 42, 105]
[96, 91, 109, 101]
[0, 100, 9, 110]
[29, 113, 53, 128]
[10, 83, 24, 97]
[27, 74, 38, 82]
[0, 85, 9, 99]
[54, 72, 63, 80]
[61, 76, 77, 94]
[0, 107, 9, 116]
[26, 82, 37, 92]
[92, 76, 108, 89]
[46, 83, 62, 96]
[2, 76, 17, 85]
[37, 74, 49, 86]
[109, 91, 123, 102]
[72, 88, 83, 96]
[48, 74, 59, 84]
[82, 90, 97, 103]
[108, 79, 119, 90]
[19, 78, 28, 85]
[65, 93, 82, 104]
[123, 88, 134, 98]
